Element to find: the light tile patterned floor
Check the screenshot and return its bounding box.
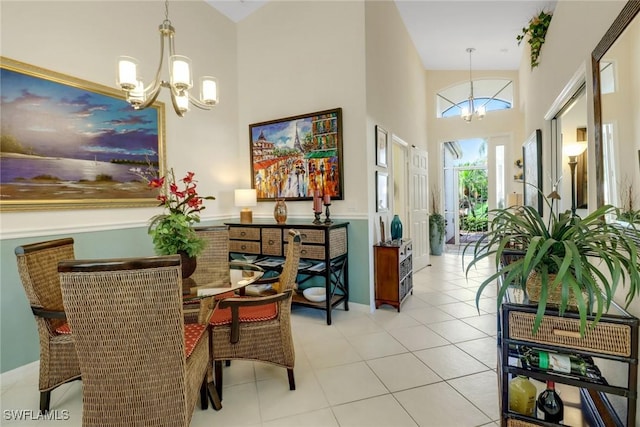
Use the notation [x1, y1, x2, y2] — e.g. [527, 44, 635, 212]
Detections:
[1, 248, 500, 426]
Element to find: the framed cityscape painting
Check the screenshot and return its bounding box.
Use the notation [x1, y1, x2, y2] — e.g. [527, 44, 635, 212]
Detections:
[0, 57, 166, 211]
[249, 107, 343, 201]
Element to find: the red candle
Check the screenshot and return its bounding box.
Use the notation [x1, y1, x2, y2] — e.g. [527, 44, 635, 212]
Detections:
[323, 194, 331, 205]
[313, 196, 322, 213]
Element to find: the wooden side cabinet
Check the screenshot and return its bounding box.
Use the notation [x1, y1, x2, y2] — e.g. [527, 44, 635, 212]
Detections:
[374, 239, 413, 311]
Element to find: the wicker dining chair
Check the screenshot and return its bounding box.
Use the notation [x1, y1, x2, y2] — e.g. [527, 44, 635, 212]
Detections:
[15, 238, 81, 412]
[192, 225, 231, 286]
[184, 226, 233, 324]
[209, 229, 301, 399]
[58, 255, 211, 427]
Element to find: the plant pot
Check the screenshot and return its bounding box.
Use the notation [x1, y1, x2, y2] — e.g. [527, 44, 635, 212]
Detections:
[429, 225, 444, 256]
[526, 270, 579, 308]
[178, 251, 197, 279]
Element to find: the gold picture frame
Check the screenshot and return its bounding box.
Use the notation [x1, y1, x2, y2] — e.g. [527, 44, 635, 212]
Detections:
[0, 57, 166, 211]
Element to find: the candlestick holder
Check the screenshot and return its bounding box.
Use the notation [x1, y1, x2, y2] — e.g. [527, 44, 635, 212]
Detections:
[313, 211, 322, 224]
[324, 203, 332, 224]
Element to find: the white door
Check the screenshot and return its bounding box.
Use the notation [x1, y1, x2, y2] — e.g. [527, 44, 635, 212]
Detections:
[409, 146, 429, 270]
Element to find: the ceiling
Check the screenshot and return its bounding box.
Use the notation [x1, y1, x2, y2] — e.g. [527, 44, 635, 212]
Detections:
[205, 0, 557, 71]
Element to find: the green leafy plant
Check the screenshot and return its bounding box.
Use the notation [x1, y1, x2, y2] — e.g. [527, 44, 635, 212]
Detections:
[429, 187, 445, 244]
[132, 167, 215, 257]
[517, 11, 553, 69]
[464, 193, 640, 337]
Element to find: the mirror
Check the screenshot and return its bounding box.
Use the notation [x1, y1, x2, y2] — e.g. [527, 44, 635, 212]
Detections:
[593, 1, 640, 211]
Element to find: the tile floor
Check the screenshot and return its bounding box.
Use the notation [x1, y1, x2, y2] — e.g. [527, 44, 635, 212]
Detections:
[1, 248, 500, 426]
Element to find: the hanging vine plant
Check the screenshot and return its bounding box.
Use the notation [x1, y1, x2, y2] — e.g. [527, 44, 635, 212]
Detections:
[517, 11, 553, 69]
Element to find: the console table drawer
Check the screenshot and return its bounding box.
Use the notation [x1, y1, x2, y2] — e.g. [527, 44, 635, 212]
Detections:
[229, 227, 260, 240]
[229, 240, 261, 254]
[262, 229, 282, 256]
[299, 229, 325, 244]
[508, 311, 632, 357]
[285, 243, 325, 260]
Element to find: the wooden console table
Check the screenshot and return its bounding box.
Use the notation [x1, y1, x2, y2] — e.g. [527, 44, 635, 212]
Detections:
[224, 219, 349, 325]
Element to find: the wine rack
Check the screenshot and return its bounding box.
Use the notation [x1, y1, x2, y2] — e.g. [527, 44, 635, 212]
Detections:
[499, 302, 638, 426]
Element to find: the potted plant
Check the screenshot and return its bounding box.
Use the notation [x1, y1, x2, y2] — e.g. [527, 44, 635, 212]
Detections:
[517, 10, 553, 69]
[429, 188, 445, 255]
[132, 166, 215, 277]
[464, 193, 640, 336]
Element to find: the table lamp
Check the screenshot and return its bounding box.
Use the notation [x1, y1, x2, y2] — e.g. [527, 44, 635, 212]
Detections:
[235, 189, 257, 223]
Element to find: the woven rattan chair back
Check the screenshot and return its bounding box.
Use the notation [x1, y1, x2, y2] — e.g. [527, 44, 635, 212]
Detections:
[193, 225, 230, 285]
[211, 229, 301, 397]
[15, 238, 80, 412]
[279, 229, 302, 294]
[58, 255, 209, 427]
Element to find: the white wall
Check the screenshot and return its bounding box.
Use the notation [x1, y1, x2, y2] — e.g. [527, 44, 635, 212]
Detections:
[519, 0, 626, 206]
[365, 0, 428, 239]
[1, 1, 239, 239]
[236, 0, 367, 220]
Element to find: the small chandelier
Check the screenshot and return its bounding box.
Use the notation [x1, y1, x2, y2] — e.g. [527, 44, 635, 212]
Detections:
[116, 0, 218, 117]
[461, 48, 486, 123]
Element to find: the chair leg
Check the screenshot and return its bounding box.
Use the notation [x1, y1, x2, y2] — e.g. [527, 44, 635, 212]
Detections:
[215, 360, 223, 400]
[40, 390, 51, 413]
[207, 382, 222, 411]
[287, 368, 295, 390]
[200, 380, 209, 410]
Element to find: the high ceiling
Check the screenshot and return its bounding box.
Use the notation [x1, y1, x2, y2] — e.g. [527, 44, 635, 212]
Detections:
[205, 0, 557, 71]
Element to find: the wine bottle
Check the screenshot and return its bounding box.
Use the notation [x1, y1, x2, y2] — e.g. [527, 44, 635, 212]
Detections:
[537, 380, 564, 423]
[522, 347, 588, 376]
[509, 375, 536, 417]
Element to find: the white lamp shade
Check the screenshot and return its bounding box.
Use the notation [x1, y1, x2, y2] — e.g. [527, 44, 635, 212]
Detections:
[201, 76, 218, 105]
[175, 92, 190, 113]
[117, 56, 138, 90]
[564, 141, 587, 157]
[235, 189, 257, 207]
[170, 55, 193, 90]
[128, 79, 146, 107]
[476, 104, 486, 118]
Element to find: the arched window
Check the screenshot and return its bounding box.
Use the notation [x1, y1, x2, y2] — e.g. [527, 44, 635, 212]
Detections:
[437, 79, 513, 119]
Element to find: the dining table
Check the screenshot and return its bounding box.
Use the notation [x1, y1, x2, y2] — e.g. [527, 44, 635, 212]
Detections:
[181, 261, 265, 300]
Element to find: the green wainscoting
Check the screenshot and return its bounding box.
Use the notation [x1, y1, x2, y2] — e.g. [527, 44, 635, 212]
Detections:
[0, 218, 370, 373]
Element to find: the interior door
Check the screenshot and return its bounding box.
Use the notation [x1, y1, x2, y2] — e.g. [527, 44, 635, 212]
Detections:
[409, 146, 429, 271]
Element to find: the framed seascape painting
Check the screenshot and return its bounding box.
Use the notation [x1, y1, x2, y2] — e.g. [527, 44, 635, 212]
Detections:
[0, 57, 166, 211]
[249, 108, 343, 201]
[522, 129, 542, 214]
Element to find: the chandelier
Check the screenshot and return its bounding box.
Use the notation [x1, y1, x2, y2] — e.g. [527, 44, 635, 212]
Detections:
[116, 0, 218, 117]
[461, 48, 486, 122]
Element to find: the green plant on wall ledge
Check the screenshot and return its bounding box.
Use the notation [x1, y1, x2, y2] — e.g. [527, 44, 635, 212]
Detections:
[517, 11, 553, 69]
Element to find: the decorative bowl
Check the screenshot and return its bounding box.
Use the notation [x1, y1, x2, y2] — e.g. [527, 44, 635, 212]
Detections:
[302, 287, 326, 302]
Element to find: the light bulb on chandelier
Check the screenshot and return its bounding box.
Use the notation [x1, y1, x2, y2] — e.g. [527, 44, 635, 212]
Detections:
[461, 48, 486, 123]
[116, 0, 218, 117]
